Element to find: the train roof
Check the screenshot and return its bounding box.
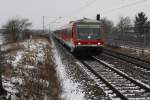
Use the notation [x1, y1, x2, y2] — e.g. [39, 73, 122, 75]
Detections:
[76, 18, 100, 24]
[54, 18, 100, 31]
[69, 18, 100, 24]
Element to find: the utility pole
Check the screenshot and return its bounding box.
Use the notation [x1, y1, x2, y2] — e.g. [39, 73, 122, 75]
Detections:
[43, 16, 45, 33]
[42, 16, 62, 33]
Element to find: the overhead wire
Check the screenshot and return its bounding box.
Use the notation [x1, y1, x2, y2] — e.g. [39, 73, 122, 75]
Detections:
[69, 0, 148, 20]
[68, 0, 97, 16]
[57, 0, 98, 27]
[44, 0, 98, 30]
[103, 0, 148, 14]
[49, 0, 148, 30]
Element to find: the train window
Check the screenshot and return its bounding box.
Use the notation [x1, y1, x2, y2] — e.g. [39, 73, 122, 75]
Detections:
[77, 24, 100, 40]
[67, 28, 72, 36]
[63, 28, 71, 36]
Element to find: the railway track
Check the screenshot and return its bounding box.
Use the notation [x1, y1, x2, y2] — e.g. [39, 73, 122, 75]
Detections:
[54, 37, 150, 99]
[77, 56, 150, 100]
[103, 48, 150, 70]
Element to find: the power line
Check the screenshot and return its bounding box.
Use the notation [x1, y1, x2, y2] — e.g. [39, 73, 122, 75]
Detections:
[43, 16, 45, 32]
[45, 0, 148, 30]
[61, 0, 97, 23]
[103, 0, 148, 14]
[69, 0, 97, 16]
[69, 0, 147, 19]
[42, 16, 63, 31]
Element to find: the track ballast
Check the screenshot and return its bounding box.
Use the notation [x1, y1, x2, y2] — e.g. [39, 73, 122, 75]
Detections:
[103, 48, 150, 70]
[77, 56, 150, 100]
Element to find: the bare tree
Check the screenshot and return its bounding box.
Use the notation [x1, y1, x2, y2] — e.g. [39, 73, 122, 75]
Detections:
[101, 18, 114, 34]
[117, 16, 132, 33]
[3, 17, 32, 42]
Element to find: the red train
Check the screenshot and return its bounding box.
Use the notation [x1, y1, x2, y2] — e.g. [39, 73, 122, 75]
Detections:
[53, 18, 105, 55]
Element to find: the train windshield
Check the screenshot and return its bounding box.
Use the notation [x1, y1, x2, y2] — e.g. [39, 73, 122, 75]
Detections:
[77, 24, 100, 40]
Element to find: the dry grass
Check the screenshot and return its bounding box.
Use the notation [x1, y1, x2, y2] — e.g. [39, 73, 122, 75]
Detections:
[1, 36, 61, 100]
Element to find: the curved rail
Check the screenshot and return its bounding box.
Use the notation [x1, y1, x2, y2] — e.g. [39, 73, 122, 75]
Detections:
[54, 37, 150, 99]
[79, 59, 128, 100]
[77, 56, 150, 100]
[103, 48, 150, 70]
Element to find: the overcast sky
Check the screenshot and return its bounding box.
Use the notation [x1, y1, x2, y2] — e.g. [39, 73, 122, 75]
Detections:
[0, 0, 149, 29]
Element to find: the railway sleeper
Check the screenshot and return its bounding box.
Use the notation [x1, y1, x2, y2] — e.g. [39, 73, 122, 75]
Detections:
[104, 77, 124, 80]
[121, 89, 145, 94]
[123, 90, 146, 94]
[99, 69, 112, 72]
[113, 84, 136, 87]
[104, 51, 150, 70]
[114, 85, 140, 90]
[116, 86, 140, 90]
[113, 83, 136, 87]
[106, 79, 127, 83]
[101, 74, 120, 77]
[129, 97, 150, 100]
[123, 91, 145, 95]
[109, 81, 131, 84]
[100, 73, 117, 77]
[127, 95, 150, 100]
[106, 79, 128, 83]
[102, 74, 122, 78]
[129, 93, 150, 97]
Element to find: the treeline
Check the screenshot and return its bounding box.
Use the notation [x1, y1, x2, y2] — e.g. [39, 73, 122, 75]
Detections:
[102, 12, 150, 40]
[1, 12, 150, 43]
[1, 17, 51, 44]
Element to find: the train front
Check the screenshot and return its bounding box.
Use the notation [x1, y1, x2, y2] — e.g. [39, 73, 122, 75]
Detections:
[73, 19, 104, 55]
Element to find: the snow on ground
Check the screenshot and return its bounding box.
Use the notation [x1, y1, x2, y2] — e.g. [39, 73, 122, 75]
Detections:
[4, 39, 46, 68]
[99, 59, 150, 97]
[11, 51, 23, 68]
[2, 39, 47, 99]
[1, 38, 59, 100]
[3, 79, 18, 94]
[2, 76, 20, 100]
[23, 65, 35, 69]
[21, 39, 46, 64]
[76, 60, 121, 100]
[51, 39, 85, 100]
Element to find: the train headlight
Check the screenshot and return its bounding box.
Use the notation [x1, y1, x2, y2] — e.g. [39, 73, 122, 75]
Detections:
[98, 42, 101, 45]
[78, 42, 81, 45]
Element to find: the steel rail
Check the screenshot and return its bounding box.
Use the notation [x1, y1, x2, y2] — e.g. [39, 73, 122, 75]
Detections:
[104, 48, 150, 64]
[103, 48, 150, 70]
[92, 56, 150, 92]
[78, 58, 128, 100]
[54, 37, 150, 99]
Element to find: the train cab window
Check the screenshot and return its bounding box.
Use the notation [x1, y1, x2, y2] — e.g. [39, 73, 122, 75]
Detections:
[77, 24, 100, 40]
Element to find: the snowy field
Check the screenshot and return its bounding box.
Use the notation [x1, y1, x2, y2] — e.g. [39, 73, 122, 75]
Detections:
[1, 37, 60, 100]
